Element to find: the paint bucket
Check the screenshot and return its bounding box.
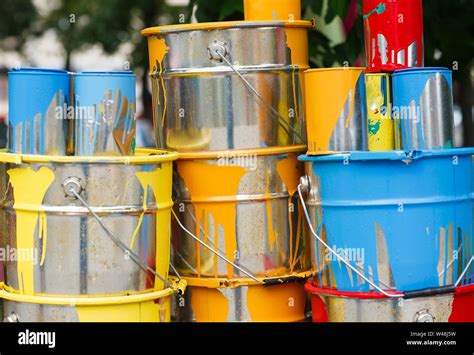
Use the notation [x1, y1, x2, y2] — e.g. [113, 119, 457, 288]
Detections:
[365, 73, 394, 151]
[305, 282, 474, 322]
[173, 146, 311, 279]
[7, 68, 71, 155]
[142, 21, 313, 151]
[173, 277, 307, 322]
[244, 0, 301, 21]
[305, 68, 367, 155]
[392, 68, 454, 150]
[1, 279, 186, 322]
[74, 71, 137, 156]
[363, 0, 424, 72]
[0, 149, 177, 296]
[299, 149, 474, 293]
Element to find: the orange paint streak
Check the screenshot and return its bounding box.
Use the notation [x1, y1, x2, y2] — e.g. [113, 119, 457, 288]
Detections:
[305, 69, 364, 153]
[246, 283, 306, 322]
[190, 287, 229, 322]
[177, 161, 247, 279]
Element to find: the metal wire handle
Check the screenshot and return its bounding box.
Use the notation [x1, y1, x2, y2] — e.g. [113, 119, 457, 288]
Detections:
[297, 183, 402, 298]
[298, 178, 474, 297]
[211, 46, 304, 144]
[171, 209, 263, 283]
[69, 188, 175, 291]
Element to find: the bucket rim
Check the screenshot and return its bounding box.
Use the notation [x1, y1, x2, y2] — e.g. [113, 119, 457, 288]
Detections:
[304, 281, 474, 299]
[0, 148, 179, 165]
[392, 67, 452, 76]
[74, 71, 135, 78]
[299, 148, 474, 163]
[177, 145, 307, 160]
[8, 67, 69, 76]
[305, 67, 365, 74]
[0, 279, 186, 306]
[141, 19, 315, 36]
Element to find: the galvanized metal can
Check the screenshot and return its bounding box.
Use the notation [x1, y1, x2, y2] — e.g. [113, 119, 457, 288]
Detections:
[142, 21, 313, 151]
[306, 282, 474, 322]
[173, 281, 307, 322]
[173, 146, 311, 279]
[300, 149, 474, 293]
[74, 71, 137, 156]
[0, 149, 176, 296]
[7, 68, 71, 155]
[392, 67, 454, 150]
[365, 73, 395, 151]
[244, 0, 301, 21]
[305, 68, 368, 155]
[363, 0, 424, 72]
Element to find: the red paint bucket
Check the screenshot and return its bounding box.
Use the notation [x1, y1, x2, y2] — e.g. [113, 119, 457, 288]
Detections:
[305, 281, 474, 322]
[363, 0, 424, 72]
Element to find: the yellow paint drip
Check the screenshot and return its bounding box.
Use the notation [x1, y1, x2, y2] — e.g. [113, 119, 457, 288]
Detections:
[305, 68, 364, 154]
[134, 166, 173, 291]
[246, 283, 306, 322]
[285, 28, 309, 68]
[7, 166, 55, 295]
[265, 169, 278, 252]
[148, 36, 169, 127]
[177, 161, 247, 278]
[276, 155, 304, 272]
[190, 287, 229, 322]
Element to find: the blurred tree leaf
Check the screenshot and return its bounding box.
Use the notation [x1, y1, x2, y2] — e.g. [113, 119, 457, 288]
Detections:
[0, 0, 38, 52]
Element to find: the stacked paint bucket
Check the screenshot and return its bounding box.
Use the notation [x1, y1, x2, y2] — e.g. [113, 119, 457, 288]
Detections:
[0, 69, 184, 322]
[301, 0, 474, 322]
[142, 0, 315, 322]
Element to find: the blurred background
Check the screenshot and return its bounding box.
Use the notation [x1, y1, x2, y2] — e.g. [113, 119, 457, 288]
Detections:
[0, 0, 472, 148]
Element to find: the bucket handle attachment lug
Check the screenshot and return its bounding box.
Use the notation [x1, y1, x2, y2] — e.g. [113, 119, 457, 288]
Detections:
[62, 176, 85, 200]
[208, 44, 304, 144]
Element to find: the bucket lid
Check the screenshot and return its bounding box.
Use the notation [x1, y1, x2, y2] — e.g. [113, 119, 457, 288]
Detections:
[141, 19, 315, 36]
[8, 68, 69, 76]
[305, 67, 365, 74]
[392, 67, 452, 77]
[75, 71, 135, 77]
[299, 148, 474, 163]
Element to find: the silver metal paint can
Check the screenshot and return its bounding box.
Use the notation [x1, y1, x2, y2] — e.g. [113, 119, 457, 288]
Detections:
[142, 21, 313, 151]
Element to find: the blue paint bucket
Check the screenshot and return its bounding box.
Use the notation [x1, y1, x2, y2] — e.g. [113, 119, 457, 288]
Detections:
[74, 71, 136, 156]
[8, 68, 71, 155]
[392, 67, 454, 150]
[299, 149, 474, 292]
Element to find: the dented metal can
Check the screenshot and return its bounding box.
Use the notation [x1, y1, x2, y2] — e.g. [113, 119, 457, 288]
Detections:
[142, 21, 313, 151]
[392, 68, 454, 150]
[305, 68, 368, 155]
[365, 73, 395, 151]
[363, 0, 424, 72]
[7, 68, 71, 155]
[74, 71, 136, 156]
[300, 149, 474, 293]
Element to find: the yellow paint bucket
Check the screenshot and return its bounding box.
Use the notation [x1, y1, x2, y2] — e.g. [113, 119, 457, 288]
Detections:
[1, 280, 186, 322]
[173, 276, 308, 322]
[305, 68, 368, 155]
[365, 73, 395, 151]
[0, 149, 177, 296]
[244, 0, 301, 21]
[173, 146, 312, 280]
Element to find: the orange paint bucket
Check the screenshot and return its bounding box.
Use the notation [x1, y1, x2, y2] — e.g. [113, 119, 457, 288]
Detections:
[244, 0, 301, 21]
[305, 68, 368, 155]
